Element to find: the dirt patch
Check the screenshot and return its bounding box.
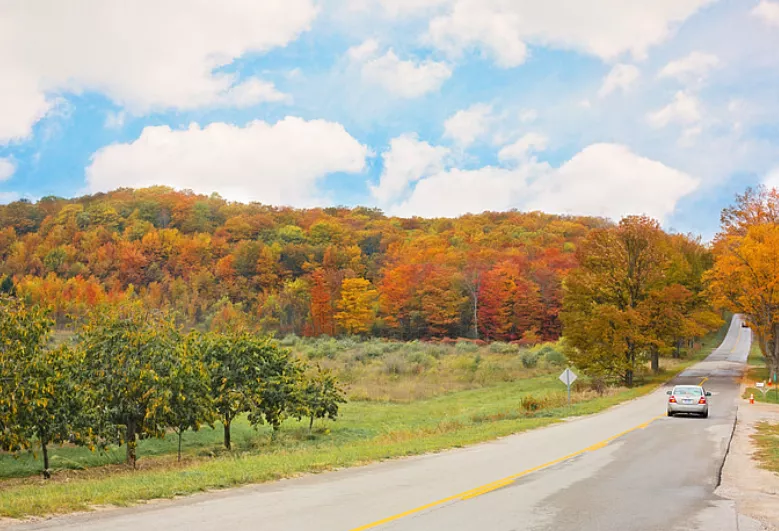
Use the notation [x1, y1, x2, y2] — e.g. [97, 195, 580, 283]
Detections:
[717, 398, 779, 530]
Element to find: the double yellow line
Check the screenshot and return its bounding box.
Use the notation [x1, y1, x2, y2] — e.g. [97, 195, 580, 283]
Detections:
[349, 414, 664, 531]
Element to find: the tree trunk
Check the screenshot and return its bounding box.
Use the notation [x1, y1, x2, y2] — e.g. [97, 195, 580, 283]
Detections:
[126, 421, 137, 469]
[177, 431, 183, 462]
[674, 339, 682, 359]
[625, 369, 634, 387]
[472, 292, 479, 340]
[223, 420, 232, 450]
[309, 415, 314, 433]
[41, 436, 50, 479]
[651, 346, 659, 374]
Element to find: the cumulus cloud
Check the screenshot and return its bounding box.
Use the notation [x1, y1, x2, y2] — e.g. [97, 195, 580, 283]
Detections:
[371, 133, 450, 205]
[658, 51, 720, 82]
[86, 117, 369, 206]
[0, 157, 15, 182]
[498, 133, 548, 162]
[387, 141, 697, 222]
[598, 64, 640, 98]
[347, 39, 452, 98]
[763, 167, 779, 190]
[0, 0, 316, 143]
[647, 91, 701, 128]
[752, 0, 779, 27]
[443, 104, 493, 147]
[526, 144, 699, 221]
[425, 0, 714, 67]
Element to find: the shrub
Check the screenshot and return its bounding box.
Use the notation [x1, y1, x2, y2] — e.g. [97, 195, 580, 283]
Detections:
[543, 348, 567, 367]
[383, 353, 410, 375]
[278, 334, 300, 347]
[520, 350, 538, 368]
[455, 341, 479, 354]
[489, 341, 517, 354]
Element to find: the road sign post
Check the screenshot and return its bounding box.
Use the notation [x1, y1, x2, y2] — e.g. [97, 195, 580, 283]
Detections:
[559, 368, 578, 407]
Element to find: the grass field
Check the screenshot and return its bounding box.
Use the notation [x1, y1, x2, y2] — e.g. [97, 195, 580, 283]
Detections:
[752, 422, 779, 475]
[744, 341, 779, 405]
[0, 327, 725, 518]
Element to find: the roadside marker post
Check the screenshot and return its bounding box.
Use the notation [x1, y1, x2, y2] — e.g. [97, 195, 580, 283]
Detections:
[756, 382, 768, 400]
[559, 368, 578, 407]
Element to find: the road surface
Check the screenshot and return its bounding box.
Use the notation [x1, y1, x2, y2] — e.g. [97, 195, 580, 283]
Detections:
[11, 316, 762, 531]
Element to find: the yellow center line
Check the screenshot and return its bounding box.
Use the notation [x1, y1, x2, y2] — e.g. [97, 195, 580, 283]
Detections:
[699, 377, 709, 386]
[348, 414, 664, 531]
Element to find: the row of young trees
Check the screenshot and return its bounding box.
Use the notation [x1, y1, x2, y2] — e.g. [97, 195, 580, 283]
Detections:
[0, 296, 345, 477]
[561, 216, 722, 386]
[0, 187, 604, 340]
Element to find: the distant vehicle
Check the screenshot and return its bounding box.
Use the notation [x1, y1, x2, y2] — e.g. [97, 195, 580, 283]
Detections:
[741, 321, 749, 328]
[667, 385, 710, 418]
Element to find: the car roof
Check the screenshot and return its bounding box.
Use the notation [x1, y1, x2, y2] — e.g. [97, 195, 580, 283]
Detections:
[673, 385, 704, 389]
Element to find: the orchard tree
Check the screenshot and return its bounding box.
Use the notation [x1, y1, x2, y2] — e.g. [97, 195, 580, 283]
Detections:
[202, 332, 298, 449]
[166, 333, 214, 462]
[79, 304, 179, 468]
[295, 366, 347, 433]
[0, 297, 86, 478]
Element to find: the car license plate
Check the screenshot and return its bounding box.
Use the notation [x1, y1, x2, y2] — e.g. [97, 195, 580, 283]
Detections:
[683, 399, 693, 404]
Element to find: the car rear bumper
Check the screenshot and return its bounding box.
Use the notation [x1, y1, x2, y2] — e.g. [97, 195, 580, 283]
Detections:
[668, 403, 708, 415]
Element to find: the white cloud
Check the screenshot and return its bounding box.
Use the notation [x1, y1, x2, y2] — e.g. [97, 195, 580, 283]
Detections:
[752, 1, 779, 27]
[86, 117, 369, 206]
[380, 0, 450, 17]
[763, 167, 779, 190]
[0, 192, 20, 205]
[647, 91, 701, 128]
[426, 0, 714, 67]
[519, 109, 538, 123]
[0, 157, 15, 182]
[498, 133, 548, 162]
[658, 51, 720, 82]
[371, 133, 450, 204]
[104, 111, 126, 130]
[388, 141, 697, 222]
[0, 0, 316, 143]
[347, 40, 452, 98]
[443, 103, 493, 147]
[679, 126, 703, 147]
[598, 64, 640, 98]
[527, 144, 699, 222]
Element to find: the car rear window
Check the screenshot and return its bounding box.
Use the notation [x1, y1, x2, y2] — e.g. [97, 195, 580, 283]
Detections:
[674, 387, 703, 396]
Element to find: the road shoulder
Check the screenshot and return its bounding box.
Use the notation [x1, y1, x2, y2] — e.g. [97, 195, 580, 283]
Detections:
[717, 398, 779, 530]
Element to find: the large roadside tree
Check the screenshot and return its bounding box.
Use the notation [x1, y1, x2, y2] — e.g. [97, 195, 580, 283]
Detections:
[79, 303, 180, 468]
[708, 187, 779, 375]
[562, 216, 669, 386]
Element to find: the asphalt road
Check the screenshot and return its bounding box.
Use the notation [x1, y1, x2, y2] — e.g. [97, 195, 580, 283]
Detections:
[11, 316, 761, 531]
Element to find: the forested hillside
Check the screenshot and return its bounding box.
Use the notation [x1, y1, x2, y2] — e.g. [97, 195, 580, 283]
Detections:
[0, 187, 616, 340]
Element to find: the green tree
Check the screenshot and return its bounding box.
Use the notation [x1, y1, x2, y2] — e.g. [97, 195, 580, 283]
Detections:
[0, 297, 86, 478]
[295, 367, 346, 433]
[166, 333, 214, 462]
[0, 275, 15, 296]
[78, 304, 179, 468]
[202, 332, 298, 449]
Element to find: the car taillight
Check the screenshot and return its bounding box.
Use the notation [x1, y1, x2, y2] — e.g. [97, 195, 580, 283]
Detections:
[669, 396, 676, 403]
[699, 397, 707, 405]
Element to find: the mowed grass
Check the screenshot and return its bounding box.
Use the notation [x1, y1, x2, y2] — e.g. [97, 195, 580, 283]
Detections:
[752, 422, 779, 475]
[0, 326, 726, 518]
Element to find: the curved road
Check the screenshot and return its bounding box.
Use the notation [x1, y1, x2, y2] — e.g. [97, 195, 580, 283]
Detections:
[11, 316, 763, 531]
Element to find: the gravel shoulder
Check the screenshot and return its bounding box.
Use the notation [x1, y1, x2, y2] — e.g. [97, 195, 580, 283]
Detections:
[717, 397, 779, 531]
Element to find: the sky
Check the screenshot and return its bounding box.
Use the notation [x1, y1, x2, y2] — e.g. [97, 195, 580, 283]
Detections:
[1, 0, 778, 239]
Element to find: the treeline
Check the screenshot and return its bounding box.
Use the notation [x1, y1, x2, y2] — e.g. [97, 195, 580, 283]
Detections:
[0, 187, 609, 340]
[0, 297, 345, 477]
[561, 216, 722, 386]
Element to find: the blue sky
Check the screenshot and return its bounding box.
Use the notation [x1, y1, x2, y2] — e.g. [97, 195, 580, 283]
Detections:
[1, 0, 779, 238]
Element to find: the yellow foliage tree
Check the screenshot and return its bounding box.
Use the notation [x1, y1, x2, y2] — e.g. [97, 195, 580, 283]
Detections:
[335, 278, 378, 335]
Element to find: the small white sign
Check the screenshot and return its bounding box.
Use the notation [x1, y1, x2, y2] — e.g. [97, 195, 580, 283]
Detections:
[756, 382, 765, 389]
[559, 368, 578, 386]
